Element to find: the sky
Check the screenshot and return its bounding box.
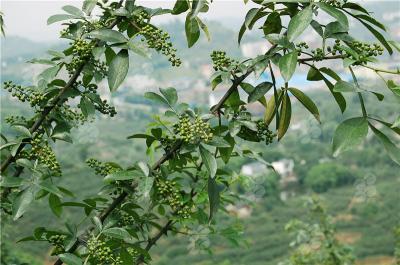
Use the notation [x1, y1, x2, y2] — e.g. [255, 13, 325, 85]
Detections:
[0, 0, 253, 42]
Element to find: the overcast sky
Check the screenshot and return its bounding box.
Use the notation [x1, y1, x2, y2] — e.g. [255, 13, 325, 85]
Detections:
[1, 0, 252, 42]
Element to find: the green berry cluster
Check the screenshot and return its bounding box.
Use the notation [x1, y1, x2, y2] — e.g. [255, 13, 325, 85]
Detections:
[321, 0, 347, 7]
[93, 60, 108, 77]
[127, 248, 139, 258]
[48, 234, 66, 255]
[28, 134, 61, 175]
[311, 48, 325, 61]
[5, 115, 27, 125]
[295, 42, 309, 56]
[135, 11, 150, 25]
[173, 114, 213, 144]
[86, 158, 118, 177]
[140, 25, 181, 67]
[95, 99, 117, 117]
[329, 40, 383, 65]
[117, 210, 136, 226]
[156, 180, 191, 219]
[66, 39, 95, 75]
[55, 104, 87, 126]
[3, 81, 46, 107]
[256, 120, 275, 145]
[210, 50, 238, 71]
[90, 20, 107, 31]
[87, 237, 122, 265]
[347, 41, 383, 64]
[59, 27, 71, 38]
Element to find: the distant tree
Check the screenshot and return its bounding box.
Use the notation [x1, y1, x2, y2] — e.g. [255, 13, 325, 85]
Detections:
[304, 163, 356, 192]
[280, 197, 355, 265]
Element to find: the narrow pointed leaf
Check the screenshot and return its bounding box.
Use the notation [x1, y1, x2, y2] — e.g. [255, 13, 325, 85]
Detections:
[277, 93, 291, 140]
[199, 145, 217, 179]
[288, 87, 320, 122]
[370, 124, 400, 165]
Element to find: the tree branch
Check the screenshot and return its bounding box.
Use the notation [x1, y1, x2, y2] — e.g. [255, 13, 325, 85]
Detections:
[0, 18, 121, 174]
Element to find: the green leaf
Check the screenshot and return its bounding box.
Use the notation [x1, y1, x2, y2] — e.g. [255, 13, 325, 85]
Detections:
[393, 116, 400, 128]
[288, 87, 320, 122]
[37, 179, 63, 197]
[104, 170, 139, 183]
[342, 2, 369, 14]
[185, 15, 200, 48]
[355, 14, 386, 31]
[370, 124, 400, 165]
[159, 87, 178, 106]
[144, 92, 170, 107]
[196, 17, 211, 41]
[127, 40, 150, 58]
[324, 21, 348, 38]
[279, 52, 298, 82]
[368, 116, 400, 136]
[206, 137, 231, 148]
[199, 144, 217, 179]
[244, 8, 259, 29]
[238, 23, 246, 44]
[317, 3, 349, 29]
[47, 14, 79, 25]
[82, 0, 97, 15]
[219, 134, 235, 164]
[333, 80, 361, 92]
[49, 194, 62, 217]
[13, 125, 31, 138]
[333, 80, 384, 101]
[241, 82, 267, 107]
[208, 177, 220, 222]
[103, 227, 132, 240]
[388, 40, 400, 52]
[59, 253, 83, 265]
[264, 90, 282, 125]
[359, 20, 393, 55]
[287, 5, 313, 42]
[89, 29, 127, 43]
[172, 0, 189, 15]
[108, 49, 129, 92]
[262, 12, 282, 35]
[80, 97, 95, 117]
[0, 177, 25, 187]
[62, 5, 85, 17]
[39, 65, 60, 82]
[322, 77, 347, 113]
[310, 20, 323, 37]
[332, 117, 368, 157]
[248, 82, 272, 103]
[13, 187, 36, 220]
[137, 161, 150, 177]
[277, 93, 291, 140]
[0, 142, 18, 151]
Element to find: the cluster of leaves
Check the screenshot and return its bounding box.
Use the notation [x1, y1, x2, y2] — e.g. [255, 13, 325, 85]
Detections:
[0, 1, 399, 265]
